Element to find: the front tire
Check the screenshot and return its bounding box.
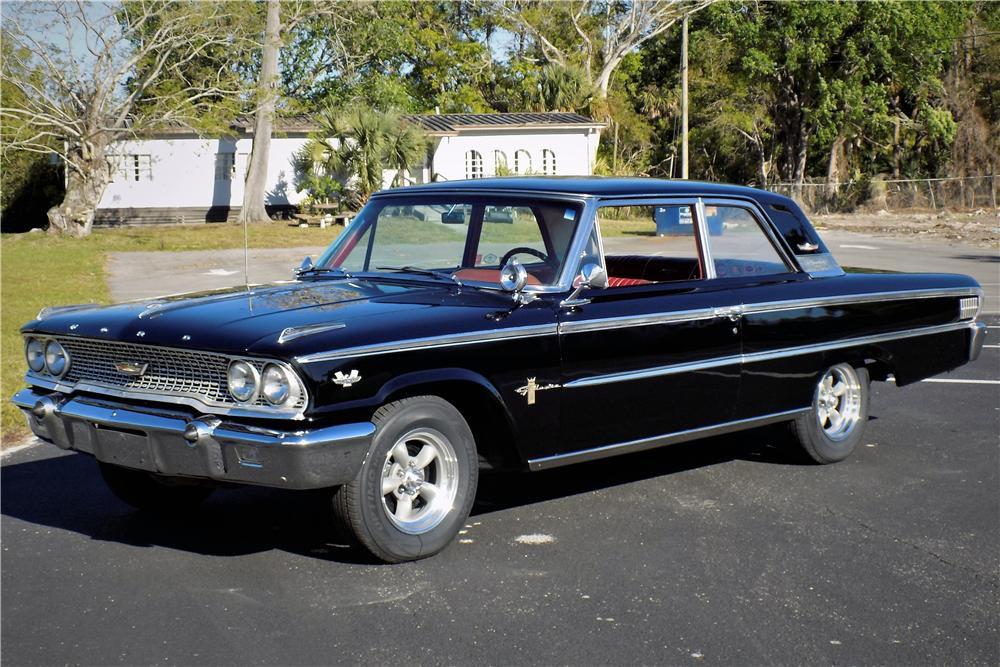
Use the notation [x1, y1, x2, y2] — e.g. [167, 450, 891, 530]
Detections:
[98, 462, 214, 511]
[791, 363, 870, 464]
[333, 396, 478, 563]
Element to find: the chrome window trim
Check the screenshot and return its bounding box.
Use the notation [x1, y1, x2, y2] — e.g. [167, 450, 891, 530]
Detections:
[528, 408, 810, 470]
[22, 335, 310, 420]
[296, 323, 559, 364]
[694, 198, 716, 279]
[563, 319, 977, 389]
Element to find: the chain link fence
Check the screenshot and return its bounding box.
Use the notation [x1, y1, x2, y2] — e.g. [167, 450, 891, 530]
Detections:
[768, 175, 999, 213]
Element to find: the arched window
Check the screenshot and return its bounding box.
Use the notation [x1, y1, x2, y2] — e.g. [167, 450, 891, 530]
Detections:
[465, 150, 483, 179]
[494, 150, 508, 175]
[542, 149, 556, 175]
[514, 149, 532, 175]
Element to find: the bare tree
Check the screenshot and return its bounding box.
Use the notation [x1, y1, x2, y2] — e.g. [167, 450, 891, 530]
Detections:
[0, 1, 245, 237]
[503, 0, 713, 99]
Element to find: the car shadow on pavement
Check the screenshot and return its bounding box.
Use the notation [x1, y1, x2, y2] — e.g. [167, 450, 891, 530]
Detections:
[1, 425, 808, 565]
[949, 253, 1000, 263]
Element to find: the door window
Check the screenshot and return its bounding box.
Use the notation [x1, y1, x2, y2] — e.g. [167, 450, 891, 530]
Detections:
[597, 204, 703, 286]
[703, 206, 790, 278]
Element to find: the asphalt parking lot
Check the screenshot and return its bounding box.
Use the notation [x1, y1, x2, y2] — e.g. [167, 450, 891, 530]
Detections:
[2, 326, 997, 665]
[3, 233, 998, 664]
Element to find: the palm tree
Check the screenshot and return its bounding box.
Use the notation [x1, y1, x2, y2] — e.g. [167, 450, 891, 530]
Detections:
[305, 107, 428, 207]
[537, 63, 593, 113]
[383, 117, 429, 187]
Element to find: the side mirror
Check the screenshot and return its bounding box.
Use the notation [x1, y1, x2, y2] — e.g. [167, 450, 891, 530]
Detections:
[500, 257, 528, 294]
[295, 256, 313, 276]
[561, 262, 607, 308]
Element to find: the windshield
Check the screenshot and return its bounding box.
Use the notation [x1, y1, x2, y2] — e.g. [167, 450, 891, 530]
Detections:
[314, 196, 585, 288]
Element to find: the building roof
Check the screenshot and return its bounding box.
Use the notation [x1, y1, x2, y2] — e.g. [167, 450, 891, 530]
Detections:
[380, 176, 770, 200]
[401, 112, 605, 134]
[150, 112, 604, 137]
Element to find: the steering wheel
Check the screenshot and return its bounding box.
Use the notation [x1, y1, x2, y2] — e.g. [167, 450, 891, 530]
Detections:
[500, 247, 549, 267]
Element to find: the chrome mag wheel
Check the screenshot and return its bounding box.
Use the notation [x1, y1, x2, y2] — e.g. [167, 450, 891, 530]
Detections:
[380, 428, 459, 535]
[815, 363, 863, 441]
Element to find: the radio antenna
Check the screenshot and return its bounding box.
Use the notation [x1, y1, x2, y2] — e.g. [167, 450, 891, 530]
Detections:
[243, 213, 250, 292]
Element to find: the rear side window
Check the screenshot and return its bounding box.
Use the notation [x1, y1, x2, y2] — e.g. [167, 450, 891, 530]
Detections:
[704, 206, 790, 278]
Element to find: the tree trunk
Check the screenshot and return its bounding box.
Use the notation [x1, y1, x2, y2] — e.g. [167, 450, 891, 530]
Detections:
[791, 121, 809, 203]
[46, 143, 110, 238]
[240, 0, 281, 224]
[826, 136, 844, 198]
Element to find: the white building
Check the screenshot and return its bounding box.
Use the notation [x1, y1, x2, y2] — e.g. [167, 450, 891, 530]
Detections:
[95, 112, 604, 225]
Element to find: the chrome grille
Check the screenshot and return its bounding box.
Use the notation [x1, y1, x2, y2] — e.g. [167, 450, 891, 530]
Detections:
[41, 337, 306, 411]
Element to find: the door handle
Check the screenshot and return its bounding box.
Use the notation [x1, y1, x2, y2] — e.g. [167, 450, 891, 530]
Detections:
[714, 306, 743, 322]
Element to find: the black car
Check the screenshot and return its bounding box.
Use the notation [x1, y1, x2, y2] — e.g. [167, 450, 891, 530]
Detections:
[13, 177, 987, 562]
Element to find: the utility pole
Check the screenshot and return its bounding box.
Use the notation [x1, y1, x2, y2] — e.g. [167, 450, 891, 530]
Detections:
[680, 15, 689, 180]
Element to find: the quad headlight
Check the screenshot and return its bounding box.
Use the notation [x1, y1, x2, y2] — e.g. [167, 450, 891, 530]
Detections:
[44, 340, 69, 378]
[227, 360, 260, 403]
[25, 337, 45, 373]
[261, 363, 293, 405]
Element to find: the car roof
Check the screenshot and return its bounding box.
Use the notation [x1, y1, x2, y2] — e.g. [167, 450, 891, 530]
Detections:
[377, 176, 772, 200]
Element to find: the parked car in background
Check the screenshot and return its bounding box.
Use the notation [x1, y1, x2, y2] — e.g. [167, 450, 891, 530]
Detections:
[13, 178, 986, 562]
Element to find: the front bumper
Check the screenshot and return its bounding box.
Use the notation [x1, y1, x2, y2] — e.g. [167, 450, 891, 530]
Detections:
[969, 321, 988, 361]
[12, 388, 374, 490]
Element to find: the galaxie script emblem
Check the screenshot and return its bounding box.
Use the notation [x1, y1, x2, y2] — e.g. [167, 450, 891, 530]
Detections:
[114, 361, 148, 377]
[333, 369, 361, 387]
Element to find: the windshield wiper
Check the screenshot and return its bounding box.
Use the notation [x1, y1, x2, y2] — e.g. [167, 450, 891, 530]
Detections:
[375, 266, 462, 286]
[298, 266, 352, 278]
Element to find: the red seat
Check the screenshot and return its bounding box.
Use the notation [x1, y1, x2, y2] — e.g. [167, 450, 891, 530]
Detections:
[607, 276, 651, 288]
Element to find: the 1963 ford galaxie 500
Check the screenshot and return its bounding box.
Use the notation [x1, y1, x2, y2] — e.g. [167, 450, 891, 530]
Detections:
[13, 178, 987, 562]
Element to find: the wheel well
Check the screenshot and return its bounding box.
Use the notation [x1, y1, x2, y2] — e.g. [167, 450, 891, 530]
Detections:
[382, 381, 523, 470]
[833, 348, 893, 382]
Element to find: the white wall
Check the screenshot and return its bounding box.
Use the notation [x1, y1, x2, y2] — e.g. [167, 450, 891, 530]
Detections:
[98, 126, 602, 210]
[430, 128, 600, 181]
[99, 135, 309, 209]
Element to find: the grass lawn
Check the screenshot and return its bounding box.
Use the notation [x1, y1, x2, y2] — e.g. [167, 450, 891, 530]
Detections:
[0, 222, 342, 448]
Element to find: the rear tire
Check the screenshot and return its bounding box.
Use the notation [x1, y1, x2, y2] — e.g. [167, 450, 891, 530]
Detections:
[333, 396, 478, 563]
[98, 462, 213, 512]
[791, 364, 870, 464]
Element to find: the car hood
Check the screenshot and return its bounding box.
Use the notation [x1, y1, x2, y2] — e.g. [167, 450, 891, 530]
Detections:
[22, 278, 517, 358]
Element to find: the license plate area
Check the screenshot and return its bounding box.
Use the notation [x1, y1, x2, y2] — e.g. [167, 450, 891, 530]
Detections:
[89, 423, 156, 471]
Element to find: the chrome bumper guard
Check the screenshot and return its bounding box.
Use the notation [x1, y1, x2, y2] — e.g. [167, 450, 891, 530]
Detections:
[12, 389, 374, 490]
[969, 321, 988, 362]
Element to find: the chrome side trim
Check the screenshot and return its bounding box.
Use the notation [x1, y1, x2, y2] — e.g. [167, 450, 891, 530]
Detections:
[565, 320, 976, 389]
[528, 408, 809, 470]
[278, 322, 347, 343]
[559, 306, 720, 334]
[741, 287, 981, 315]
[564, 354, 741, 388]
[740, 320, 974, 366]
[296, 323, 559, 364]
[558, 288, 978, 336]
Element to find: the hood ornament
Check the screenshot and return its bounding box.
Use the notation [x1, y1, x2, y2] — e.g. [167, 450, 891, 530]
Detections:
[115, 361, 149, 377]
[333, 370, 361, 388]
